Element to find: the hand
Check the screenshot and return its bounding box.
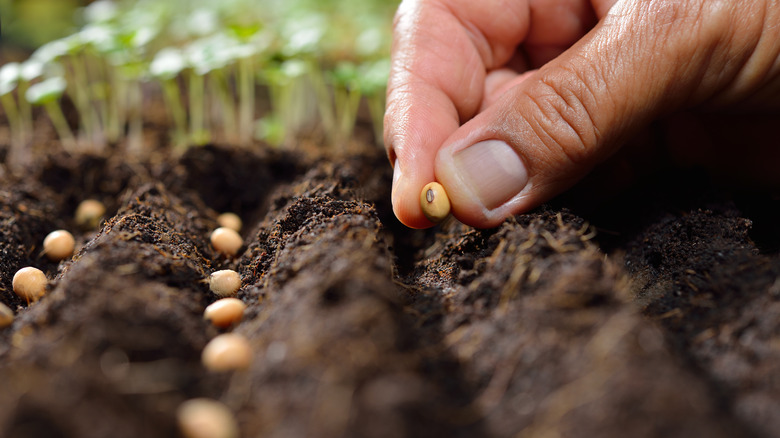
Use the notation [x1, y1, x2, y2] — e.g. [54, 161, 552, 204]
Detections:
[384, 0, 780, 229]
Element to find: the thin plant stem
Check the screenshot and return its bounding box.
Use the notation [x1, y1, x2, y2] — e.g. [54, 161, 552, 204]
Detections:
[209, 70, 237, 143]
[126, 80, 143, 154]
[188, 71, 208, 145]
[68, 55, 98, 144]
[1, 93, 27, 168]
[16, 82, 32, 145]
[309, 65, 336, 140]
[161, 79, 188, 149]
[43, 100, 78, 152]
[238, 57, 254, 144]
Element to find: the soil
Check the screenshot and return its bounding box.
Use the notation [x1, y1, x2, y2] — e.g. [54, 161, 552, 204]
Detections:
[1, 122, 780, 437]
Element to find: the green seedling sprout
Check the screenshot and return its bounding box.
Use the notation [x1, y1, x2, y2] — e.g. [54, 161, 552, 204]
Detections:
[358, 58, 390, 146]
[0, 63, 24, 154]
[25, 76, 77, 151]
[328, 61, 362, 147]
[150, 48, 188, 148]
[226, 24, 266, 145]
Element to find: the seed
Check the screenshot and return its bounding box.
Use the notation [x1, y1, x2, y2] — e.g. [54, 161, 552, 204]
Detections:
[216, 212, 242, 233]
[202, 333, 252, 371]
[42, 229, 75, 261]
[12, 267, 47, 302]
[177, 398, 239, 438]
[0, 303, 14, 328]
[210, 227, 243, 256]
[74, 199, 106, 230]
[204, 298, 246, 328]
[420, 182, 451, 223]
[209, 270, 241, 297]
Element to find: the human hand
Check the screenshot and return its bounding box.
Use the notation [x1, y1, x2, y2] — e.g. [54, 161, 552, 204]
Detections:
[384, 0, 780, 229]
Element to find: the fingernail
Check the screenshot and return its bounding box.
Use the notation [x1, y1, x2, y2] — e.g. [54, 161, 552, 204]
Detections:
[452, 140, 528, 210]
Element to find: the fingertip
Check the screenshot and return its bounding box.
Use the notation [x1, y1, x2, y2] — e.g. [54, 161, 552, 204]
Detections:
[391, 160, 437, 229]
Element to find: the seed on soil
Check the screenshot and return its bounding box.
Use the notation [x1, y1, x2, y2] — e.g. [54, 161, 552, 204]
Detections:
[42, 229, 75, 261]
[204, 298, 246, 328]
[209, 270, 242, 297]
[74, 199, 106, 230]
[420, 182, 451, 223]
[177, 398, 239, 438]
[217, 212, 242, 232]
[202, 333, 252, 371]
[12, 267, 47, 302]
[0, 303, 14, 328]
[210, 227, 243, 256]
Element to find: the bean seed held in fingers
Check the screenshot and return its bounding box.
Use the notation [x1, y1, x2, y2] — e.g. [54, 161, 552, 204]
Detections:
[210, 227, 243, 256]
[177, 398, 239, 438]
[0, 303, 14, 328]
[204, 298, 246, 328]
[12, 267, 47, 302]
[209, 270, 241, 297]
[420, 182, 451, 223]
[43, 229, 75, 261]
[216, 212, 242, 232]
[202, 333, 252, 371]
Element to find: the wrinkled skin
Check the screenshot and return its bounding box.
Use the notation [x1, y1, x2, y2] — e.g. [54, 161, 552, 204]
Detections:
[385, 0, 780, 228]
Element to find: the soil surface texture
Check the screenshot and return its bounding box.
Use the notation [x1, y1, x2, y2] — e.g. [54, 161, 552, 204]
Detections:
[0, 141, 779, 438]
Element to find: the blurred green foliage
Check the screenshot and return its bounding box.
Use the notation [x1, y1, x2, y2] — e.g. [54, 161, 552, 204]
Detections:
[0, 0, 85, 50]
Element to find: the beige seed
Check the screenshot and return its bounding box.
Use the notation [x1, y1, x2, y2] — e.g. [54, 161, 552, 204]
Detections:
[202, 333, 252, 371]
[420, 182, 451, 223]
[177, 398, 239, 438]
[216, 212, 242, 233]
[210, 227, 243, 256]
[209, 270, 241, 297]
[74, 199, 106, 230]
[43, 229, 75, 261]
[204, 298, 246, 328]
[0, 303, 14, 328]
[12, 267, 47, 302]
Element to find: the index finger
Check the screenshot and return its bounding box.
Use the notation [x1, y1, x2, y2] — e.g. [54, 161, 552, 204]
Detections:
[384, 0, 530, 228]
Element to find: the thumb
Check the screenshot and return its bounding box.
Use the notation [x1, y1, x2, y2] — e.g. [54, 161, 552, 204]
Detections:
[435, 0, 762, 228]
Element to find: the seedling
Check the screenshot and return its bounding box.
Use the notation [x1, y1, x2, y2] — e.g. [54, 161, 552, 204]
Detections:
[5, 0, 395, 154]
[0, 303, 14, 328]
[210, 227, 243, 256]
[420, 182, 451, 223]
[74, 199, 106, 230]
[25, 76, 78, 151]
[12, 267, 48, 303]
[43, 230, 76, 261]
[204, 298, 246, 328]
[216, 212, 242, 232]
[177, 398, 239, 438]
[201, 333, 252, 371]
[208, 270, 241, 297]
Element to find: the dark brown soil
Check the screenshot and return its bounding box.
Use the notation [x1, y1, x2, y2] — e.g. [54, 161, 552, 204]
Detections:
[0, 139, 779, 438]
